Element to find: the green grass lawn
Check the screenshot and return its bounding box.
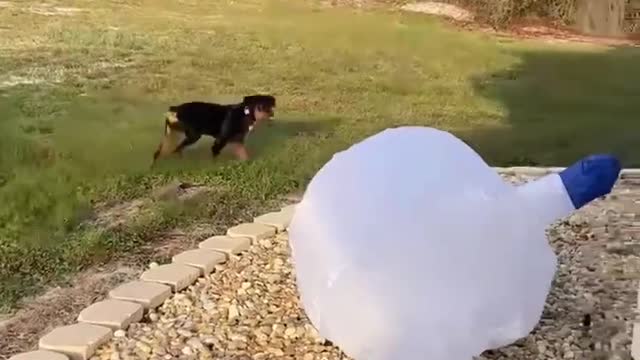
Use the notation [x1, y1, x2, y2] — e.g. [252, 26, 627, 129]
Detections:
[0, 0, 638, 311]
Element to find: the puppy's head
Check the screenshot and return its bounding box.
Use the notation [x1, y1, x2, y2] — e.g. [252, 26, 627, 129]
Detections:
[243, 94, 276, 125]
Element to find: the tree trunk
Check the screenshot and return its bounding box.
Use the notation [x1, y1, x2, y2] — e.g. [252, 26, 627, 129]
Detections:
[574, 0, 625, 37]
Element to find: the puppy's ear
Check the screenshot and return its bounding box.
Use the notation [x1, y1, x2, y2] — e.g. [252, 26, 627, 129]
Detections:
[266, 95, 276, 108]
[242, 95, 260, 104]
[243, 94, 275, 106]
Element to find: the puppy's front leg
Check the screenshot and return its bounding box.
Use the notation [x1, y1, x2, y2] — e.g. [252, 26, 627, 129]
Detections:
[228, 142, 249, 161]
[174, 133, 201, 155]
[211, 139, 249, 161]
[211, 137, 228, 159]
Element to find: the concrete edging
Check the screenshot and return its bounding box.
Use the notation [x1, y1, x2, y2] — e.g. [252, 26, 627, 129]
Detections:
[7, 165, 639, 359]
[494, 166, 640, 178]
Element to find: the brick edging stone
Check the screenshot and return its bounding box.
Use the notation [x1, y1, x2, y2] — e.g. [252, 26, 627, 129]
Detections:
[495, 166, 640, 178]
[7, 166, 640, 360]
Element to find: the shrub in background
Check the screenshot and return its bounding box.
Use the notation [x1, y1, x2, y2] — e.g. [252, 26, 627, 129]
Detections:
[446, 0, 578, 28]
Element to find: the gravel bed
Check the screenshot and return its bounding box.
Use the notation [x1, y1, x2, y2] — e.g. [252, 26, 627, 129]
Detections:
[93, 174, 640, 360]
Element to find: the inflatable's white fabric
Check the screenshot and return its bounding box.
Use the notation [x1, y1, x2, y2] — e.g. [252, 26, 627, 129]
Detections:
[288, 127, 620, 360]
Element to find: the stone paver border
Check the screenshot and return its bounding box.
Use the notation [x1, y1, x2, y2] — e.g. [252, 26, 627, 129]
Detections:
[495, 166, 640, 179]
[139, 263, 201, 292]
[198, 235, 251, 256]
[9, 350, 70, 360]
[108, 281, 172, 310]
[38, 323, 112, 360]
[77, 300, 143, 330]
[6, 166, 639, 360]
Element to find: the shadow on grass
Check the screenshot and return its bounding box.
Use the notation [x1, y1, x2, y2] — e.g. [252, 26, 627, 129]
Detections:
[460, 45, 640, 167]
[251, 117, 341, 156]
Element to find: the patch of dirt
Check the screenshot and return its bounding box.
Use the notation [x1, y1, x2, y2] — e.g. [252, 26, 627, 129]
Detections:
[91, 199, 149, 231]
[400, 1, 473, 21]
[27, 4, 84, 16]
[0, 2, 83, 15]
[334, 0, 640, 47]
[399, 2, 640, 47]
[0, 76, 54, 89]
[321, 0, 408, 9]
[0, 62, 132, 89]
[91, 182, 215, 231]
[482, 21, 640, 47]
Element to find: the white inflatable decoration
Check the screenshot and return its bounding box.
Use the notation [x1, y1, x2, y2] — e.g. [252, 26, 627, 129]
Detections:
[288, 126, 621, 360]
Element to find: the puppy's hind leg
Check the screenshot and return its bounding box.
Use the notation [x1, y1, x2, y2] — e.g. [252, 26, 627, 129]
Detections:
[152, 144, 162, 168]
[150, 111, 183, 168]
[151, 136, 173, 168]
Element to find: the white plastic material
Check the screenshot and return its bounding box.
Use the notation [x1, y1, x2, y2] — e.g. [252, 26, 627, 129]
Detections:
[288, 127, 577, 360]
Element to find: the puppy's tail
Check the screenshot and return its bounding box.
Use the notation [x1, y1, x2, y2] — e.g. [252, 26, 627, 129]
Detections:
[163, 114, 171, 136]
[151, 110, 181, 168]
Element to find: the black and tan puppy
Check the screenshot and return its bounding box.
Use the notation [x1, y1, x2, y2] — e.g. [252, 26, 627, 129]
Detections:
[152, 94, 276, 166]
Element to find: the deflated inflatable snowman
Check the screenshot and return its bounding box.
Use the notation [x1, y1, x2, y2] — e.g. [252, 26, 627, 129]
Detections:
[288, 126, 621, 360]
